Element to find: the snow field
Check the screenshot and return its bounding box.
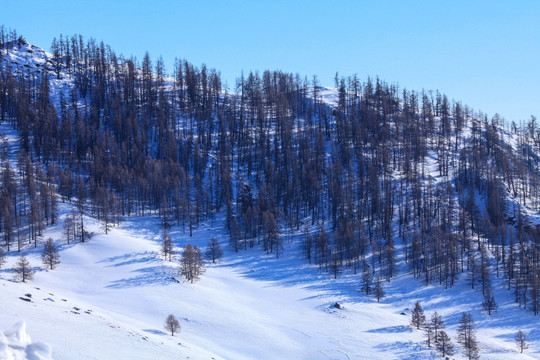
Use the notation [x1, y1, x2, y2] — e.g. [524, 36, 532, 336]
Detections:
[1, 211, 538, 359]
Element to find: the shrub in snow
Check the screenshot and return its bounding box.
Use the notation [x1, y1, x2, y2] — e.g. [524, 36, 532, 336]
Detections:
[0, 321, 52, 360]
[410, 301, 426, 330]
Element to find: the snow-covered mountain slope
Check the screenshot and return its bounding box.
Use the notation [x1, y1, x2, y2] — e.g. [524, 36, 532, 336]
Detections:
[1, 211, 538, 360]
[0, 218, 222, 360]
[1, 38, 539, 360]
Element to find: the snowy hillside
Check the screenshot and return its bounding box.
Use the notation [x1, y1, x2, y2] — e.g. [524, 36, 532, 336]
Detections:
[0, 321, 52, 360]
[1, 35, 540, 360]
[0, 212, 538, 359]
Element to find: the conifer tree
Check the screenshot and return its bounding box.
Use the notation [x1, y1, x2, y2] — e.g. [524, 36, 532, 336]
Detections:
[410, 301, 426, 330]
[205, 236, 223, 264]
[374, 275, 385, 302]
[13, 253, 34, 282]
[429, 311, 445, 340]
[515, 330, 528, 354]
[0, 246, 5, 269]
[180, 243, 204, 283]
[361, 262, 373, 295]
[435, 330, 455, 357]
[482, 288, 497, 315]
[426, 311, 444, 348]
[41, 237, 60, 270]
[160, 230, 174, 261]
[456, 312, 479, 360]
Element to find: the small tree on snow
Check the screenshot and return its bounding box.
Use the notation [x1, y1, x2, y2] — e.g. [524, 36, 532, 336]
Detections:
[410, 301, 426, 330]
[180, 243, 204, 283]
[63, 214, 74, 244]
[482, 288, 497, 315]
[425, 321, 434, 348]
[515, 330, 528, 353]
[205, 236, 223, 264]
[160, 230, 174, 261]
[0, 246, 6, 269]
[361, 261, 372, 295]
[456, 312, 479, 360]
[164, 314, 180, 336]
[41, 237, 60, 270]
[435, 330, 455, 357]
[330, 252, 342, 279]
[13, 253, 34, 282]
[426, 311, 444, 348]
[374, 275, 385, 302]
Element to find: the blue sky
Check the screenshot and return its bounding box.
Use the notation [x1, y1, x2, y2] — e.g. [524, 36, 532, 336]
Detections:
[3, 0, 539, 122]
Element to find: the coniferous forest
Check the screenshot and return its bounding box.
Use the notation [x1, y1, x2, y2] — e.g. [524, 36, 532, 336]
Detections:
[1, 27, 539, 315]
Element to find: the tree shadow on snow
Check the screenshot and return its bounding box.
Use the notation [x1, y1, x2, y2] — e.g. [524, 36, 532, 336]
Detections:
[366, 325, 412, 334]
[217, 244, 370, 303]
[96, 251, 159, 267]
[374, 340, 436, 360]
[106, 265, 175, 289]
[143, 329, 167, 336]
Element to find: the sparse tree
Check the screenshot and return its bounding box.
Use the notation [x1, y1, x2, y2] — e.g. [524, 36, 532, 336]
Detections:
[456, 312, 479, 360]
[426, 311, 444, 348]
[41, 237, 60, 270]
[361, 261, 373, 295]
[429, 311, 445, 339]
[164, 314, 180, 336]
[160, 230, 174, 261]
[63, 212, 75, 244]
[102, 211, 112, 235]
[303, 228, 312, 263]
[374, 275, 385, 302]
[180, 243, 204, 283]
[0, 246, 5, 269]
[330, 252, 341, 279]
[482, 288, 497, 315]
[515, 330, 528, 354]
[205, 236, 223, 264]
[13, 253, 34, 282]
[435, 330, 455, 357]
[411, 301, 426, 330]
[425, 321, 434, 348]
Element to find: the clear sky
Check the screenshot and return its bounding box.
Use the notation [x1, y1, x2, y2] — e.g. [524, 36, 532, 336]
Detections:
[3, 0, 539, 122]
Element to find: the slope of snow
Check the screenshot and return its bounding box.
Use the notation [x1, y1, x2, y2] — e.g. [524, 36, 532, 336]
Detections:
[0, 321, 52, 360]
[1, 40, 539, 360]
[0, 263, 221, 360]
[1, 211, 538, 359]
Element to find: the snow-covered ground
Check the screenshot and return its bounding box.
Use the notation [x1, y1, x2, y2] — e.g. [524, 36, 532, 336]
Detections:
[1, 210, 538, 360]
[1, 321, 52, 360]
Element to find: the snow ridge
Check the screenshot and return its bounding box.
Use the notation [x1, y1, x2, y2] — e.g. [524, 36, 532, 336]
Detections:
[0, 38, 50, 76]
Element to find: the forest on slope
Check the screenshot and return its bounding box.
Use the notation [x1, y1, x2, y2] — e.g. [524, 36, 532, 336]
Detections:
[0, 27, 539, 315]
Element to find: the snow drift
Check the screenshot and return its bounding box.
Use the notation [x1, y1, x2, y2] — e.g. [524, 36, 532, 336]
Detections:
[0, 322, 52, 360]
